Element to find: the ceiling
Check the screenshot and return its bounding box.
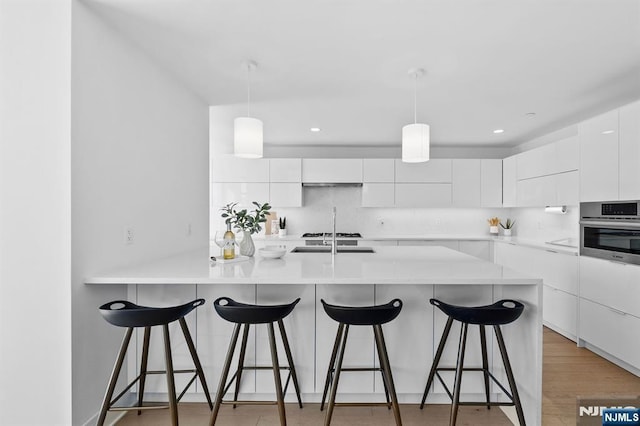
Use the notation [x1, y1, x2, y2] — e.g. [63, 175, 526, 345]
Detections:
[88, 0, 640, 148]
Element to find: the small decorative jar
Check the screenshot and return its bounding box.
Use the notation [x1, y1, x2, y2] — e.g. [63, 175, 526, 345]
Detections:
[489, 225, 499, 235]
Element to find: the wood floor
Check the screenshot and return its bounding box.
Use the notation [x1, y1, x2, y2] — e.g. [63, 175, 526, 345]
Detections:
[116, 327, 640, 425]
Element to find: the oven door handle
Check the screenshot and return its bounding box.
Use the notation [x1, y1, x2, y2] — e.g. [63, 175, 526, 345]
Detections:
[580, 220, 640, 229]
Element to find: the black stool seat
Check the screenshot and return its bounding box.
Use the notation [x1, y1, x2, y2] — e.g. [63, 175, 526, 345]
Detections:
[430, 299, 524, 325]
[321, 299, 402, 325]
[320, 299, 403, 426]
[421, 298, 527, 426]
[99, 299, 205, 327]
[210, 297, 303, 426]
[214, 297, 300, 324]
[97, 298, 212, 426]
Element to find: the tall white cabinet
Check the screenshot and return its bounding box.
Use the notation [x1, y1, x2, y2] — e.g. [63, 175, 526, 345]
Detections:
[579, 110, 619, 202]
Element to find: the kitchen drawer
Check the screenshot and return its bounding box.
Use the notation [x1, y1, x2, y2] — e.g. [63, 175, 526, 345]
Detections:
[580, 256, 640, 318]
[580, 298, 640, 369]
[395, 183, 452, 207]
[397, 240, 459, 250]
[543, 285, 577, 339]
[541, 249, 578, 295]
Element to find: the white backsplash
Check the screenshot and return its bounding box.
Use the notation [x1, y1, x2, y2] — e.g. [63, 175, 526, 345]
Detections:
[259, 187, 506, 237]
[507, 206, 579, 242]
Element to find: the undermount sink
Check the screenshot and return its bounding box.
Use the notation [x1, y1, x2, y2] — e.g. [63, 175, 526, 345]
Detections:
[291, 246, 375, 253]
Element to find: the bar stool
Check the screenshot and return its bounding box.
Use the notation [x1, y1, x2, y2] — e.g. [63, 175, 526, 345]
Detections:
[97, 299, 212, 426]
[209, 297, 303, 426]
[420, 298, 526, 426]
[320, 298, 403, 426]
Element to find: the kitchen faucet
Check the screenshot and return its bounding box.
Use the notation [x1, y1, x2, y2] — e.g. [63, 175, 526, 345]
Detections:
[322, 207, 337, 256]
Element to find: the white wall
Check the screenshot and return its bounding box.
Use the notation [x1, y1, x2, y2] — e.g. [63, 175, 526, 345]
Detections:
[72, 2, 209, 424]
[0, 1, 72, 424]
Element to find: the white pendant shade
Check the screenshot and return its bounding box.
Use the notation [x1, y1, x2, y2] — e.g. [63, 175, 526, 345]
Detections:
[402, 123, 430, 163]
[234, 117, 263, 159]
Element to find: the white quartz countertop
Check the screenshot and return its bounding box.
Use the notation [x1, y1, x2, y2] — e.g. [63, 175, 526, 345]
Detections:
[85, 245, 542, 286]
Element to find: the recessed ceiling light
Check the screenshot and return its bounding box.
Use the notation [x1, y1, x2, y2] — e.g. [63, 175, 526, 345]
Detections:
[310, 127, 321, 132]
[525, 112, 536, 117]
[602, 130, 615, 135]
[493, 129, 505, 134]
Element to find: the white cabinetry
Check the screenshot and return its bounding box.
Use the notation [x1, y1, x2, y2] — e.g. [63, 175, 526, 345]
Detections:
[452, 159, 481, 207]
[619, 101, 640, 200]
[362, 159, 395, 207]
[302, 159, 362, 183]
[269, 158, 302, 207]
[212, 182, 269, 209]
[502, 156, 517, 208]
[517, 144, 555, 180]
[211, 155, 269, 182]
[516, 171, 578, 207]
[579, 110, 619, 202]
[458, 240, 492, 262]
[269, 158, 301, 182]
[494, 242, 578, 339]
[481, 159, 503, 207]
[395, 159, 452, 183]
[395, 184, 452, 207]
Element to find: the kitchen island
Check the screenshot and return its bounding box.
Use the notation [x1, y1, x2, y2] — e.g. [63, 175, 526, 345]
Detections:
[86, 244, 542, 424]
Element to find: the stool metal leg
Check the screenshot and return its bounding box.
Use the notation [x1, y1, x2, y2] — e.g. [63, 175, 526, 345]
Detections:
[232, 323, 250, 409]
[268, 322, 287, 426]
[420, 316, 454, 409]
[450, 322, 468, 426]
[162, 324, 179, 426]
[320, 323, 345, 411]
[479, 325, 491, 410]
[137, 326, 151, 415]
[373, 325, 391, 409]
[179, 317, 213, 410]
[374, 325, 402, 426]
[324, 324, 349, 426]
[210, 323, 242, 426]
[278, 319, 303, 408]
[494, 326, 526, 426]
[97, 327, 134, 426]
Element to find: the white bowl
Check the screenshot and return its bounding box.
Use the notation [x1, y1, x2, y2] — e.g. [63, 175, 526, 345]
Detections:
[259, 246, 286, 259]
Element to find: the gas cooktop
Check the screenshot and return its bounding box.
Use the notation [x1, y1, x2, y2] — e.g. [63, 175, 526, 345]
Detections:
[302, 232, 362, 238]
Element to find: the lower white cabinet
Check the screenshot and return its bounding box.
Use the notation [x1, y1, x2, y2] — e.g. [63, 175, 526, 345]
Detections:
[458, 240, 492, 262]
[580, 256, 640, 318]
[494, 242, 578, 340]
[362, 183, 394, 207]
[580, 298, 640, 370]
[543, 285, 577, 338]
[398, 240, 459, 250]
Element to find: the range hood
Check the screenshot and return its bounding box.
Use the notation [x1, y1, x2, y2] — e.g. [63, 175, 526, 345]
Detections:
[302, 182, 363, 188]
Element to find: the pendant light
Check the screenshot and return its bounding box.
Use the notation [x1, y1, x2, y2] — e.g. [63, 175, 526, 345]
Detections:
[234, 60, 263, 159]
[402, 68, 430, 163]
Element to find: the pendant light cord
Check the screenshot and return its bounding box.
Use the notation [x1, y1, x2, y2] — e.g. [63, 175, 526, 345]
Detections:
[413, 73, 417, 124]
[246, 66, 251, 118]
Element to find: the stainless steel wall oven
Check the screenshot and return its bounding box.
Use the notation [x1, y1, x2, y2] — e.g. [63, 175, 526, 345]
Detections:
[580, 200, 640, 265]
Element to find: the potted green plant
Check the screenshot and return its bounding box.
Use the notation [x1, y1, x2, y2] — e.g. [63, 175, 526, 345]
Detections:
[500, 218, 516, 237]
[221, 201, 271, 256]
[278, 217, 287, 238]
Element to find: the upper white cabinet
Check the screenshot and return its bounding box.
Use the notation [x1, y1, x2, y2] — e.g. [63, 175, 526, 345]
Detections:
[211, 182, 269, 209]
[211, 155, 269, 183]
[452, 159, 481, 207]
[579, 109, 619, 202]
[302, 159, 363, 183]
[363, 159, 394, 182]
[269, 183, 302, 207]
[517, 144, 555, 180]
[555, 136, 579, 174]
[362, 183, 394, 207]
[269, 158, 301, 182]
[395, 159, 452, 183]
[480, 159, 503, 207]
[395, 183, 452, 207]
[502, 156, 517, 207]
[619, 101, 640, 200]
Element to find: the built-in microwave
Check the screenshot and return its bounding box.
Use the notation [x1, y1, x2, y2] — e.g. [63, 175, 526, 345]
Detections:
[580, 200, 640, 265]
